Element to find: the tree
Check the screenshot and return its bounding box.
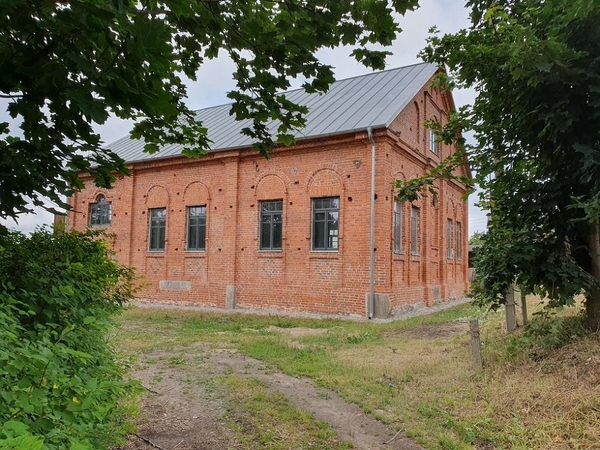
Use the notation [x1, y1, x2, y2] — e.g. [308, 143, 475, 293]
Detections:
[404, 0, 600, 330]
[0, 0, 419, 220]
[468, 231, 485, 247]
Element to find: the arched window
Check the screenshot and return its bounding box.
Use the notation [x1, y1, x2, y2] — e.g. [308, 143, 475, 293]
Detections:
[89, 195, 112, 226]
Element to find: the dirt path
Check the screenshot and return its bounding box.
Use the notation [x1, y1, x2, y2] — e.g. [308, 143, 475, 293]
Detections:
[121, 349, 424, 450]
[120, 352, 238, 450]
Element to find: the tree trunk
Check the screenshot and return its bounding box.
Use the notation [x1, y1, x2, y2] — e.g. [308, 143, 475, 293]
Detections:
[586, 220, 600, 331]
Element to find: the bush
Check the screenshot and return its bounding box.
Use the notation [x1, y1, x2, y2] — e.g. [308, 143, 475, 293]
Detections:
[0, 228, 139, 449]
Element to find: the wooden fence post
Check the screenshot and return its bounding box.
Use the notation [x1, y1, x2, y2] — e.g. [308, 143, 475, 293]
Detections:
[470, 319, 483, 371]
[520, 286, 529, 326]
[505, 285, 517, 333]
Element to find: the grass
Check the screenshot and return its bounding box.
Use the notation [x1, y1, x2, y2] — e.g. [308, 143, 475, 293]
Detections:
[218, 375, 354, 449]
[114, 298, 600, 449]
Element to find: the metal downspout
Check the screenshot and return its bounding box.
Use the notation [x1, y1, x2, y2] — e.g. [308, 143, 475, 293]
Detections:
[367, 127, 376, 319]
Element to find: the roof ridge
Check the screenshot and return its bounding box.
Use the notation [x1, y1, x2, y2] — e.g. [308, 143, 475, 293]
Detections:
[192, 62, 436, 113]
[110, 62, 441, 163]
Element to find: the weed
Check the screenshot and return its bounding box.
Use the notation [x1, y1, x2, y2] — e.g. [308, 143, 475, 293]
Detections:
[317, 390, 331, 400]
[169, 356, 186, 366]
[204, 379, 216, 393]
[346, 331, 375, 344]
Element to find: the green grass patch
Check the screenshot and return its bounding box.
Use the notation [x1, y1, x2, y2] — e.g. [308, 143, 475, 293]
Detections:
[115, 300, 600, 449]
[217, 375, 353, 449]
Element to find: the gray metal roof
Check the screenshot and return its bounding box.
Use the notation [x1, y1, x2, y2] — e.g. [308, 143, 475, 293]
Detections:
[109, 62, 438, 164]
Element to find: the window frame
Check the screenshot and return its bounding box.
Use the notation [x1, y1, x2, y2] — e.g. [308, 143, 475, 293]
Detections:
[186, 205, 207, 252]
[259, 200, 283, 251]
[89, 195, 112, 227]
[393, 201, 403, 254]
[429, 128, 439, 155]
[148, 207, 166, 252]
[410, 205, 420, 256]
[312, 197, 340, 251]
[447, 218, 454, 259]
[456, 221, 463, 260]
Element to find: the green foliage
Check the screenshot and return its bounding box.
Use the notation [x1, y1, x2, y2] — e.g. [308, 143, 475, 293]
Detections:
[394, 113, 472, 204]
[509, 311, 587, 354]
[0, 228, 140, 449]
[1, 0, 419, 220]
[468, 231, 486, 246]
[346, 331, 376, 344]
[402, 0, 600, 329]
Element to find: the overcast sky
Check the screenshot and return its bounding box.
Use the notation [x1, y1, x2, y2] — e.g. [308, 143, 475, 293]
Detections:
[1, 0, 489, 236]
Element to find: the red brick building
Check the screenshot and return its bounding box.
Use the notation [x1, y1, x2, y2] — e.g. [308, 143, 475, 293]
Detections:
[68, 63, 470, 318]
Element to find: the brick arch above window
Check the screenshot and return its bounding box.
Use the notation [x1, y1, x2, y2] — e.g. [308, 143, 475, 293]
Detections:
[306, 167, 345, 197]
[446, 198, 456, 217]
[255, 172, 288, 200]
[145, 185, 170, 208]
[392, 171, 406, 202]
[183, 181, 210, 205]
[455, 202, 463, 218]
[85, 189, 111, 204]
[393, 171, 407, 182]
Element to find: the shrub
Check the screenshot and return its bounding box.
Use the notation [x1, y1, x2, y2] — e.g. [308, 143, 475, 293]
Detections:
[0, 228, 139, 449]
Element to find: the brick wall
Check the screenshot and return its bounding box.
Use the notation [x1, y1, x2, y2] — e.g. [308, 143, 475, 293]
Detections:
[69, 81, 469, 317]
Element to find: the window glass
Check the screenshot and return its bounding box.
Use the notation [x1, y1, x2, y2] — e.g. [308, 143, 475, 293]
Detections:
[393, 201, 403, 254]
[429, 128, 439, 154]
[187, 206, 206, 251]
[312, 197, 339, 250]
[447, 219, 454, 259]
[260, 200, 283, 250]
[149, 208, 166, 251]
[89, 195, 111, 226]
[410, 206, 419, 255]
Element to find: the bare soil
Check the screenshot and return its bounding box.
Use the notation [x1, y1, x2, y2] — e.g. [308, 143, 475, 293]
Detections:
[118, 298, 473, 450]
[119, 346, 425, 450]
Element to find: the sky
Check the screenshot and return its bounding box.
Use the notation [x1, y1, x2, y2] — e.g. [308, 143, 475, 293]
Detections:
[1, 0, 489, 236]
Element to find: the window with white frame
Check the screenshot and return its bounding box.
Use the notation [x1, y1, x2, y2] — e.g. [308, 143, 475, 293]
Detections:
[429, 128, 439, 154]
[410, 206, 419, 255]
[312, 197, 339, 251]
[260, 200, 283, 250]
[89, 195, 111, 226]
[393, 201, 403, 254]
[148, 208, 166, 251]
[187, 206, 206, 251]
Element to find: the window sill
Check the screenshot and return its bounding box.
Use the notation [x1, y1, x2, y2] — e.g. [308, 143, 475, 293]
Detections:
[147, 251, 165, 254]
[184, 251, 207, 256]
